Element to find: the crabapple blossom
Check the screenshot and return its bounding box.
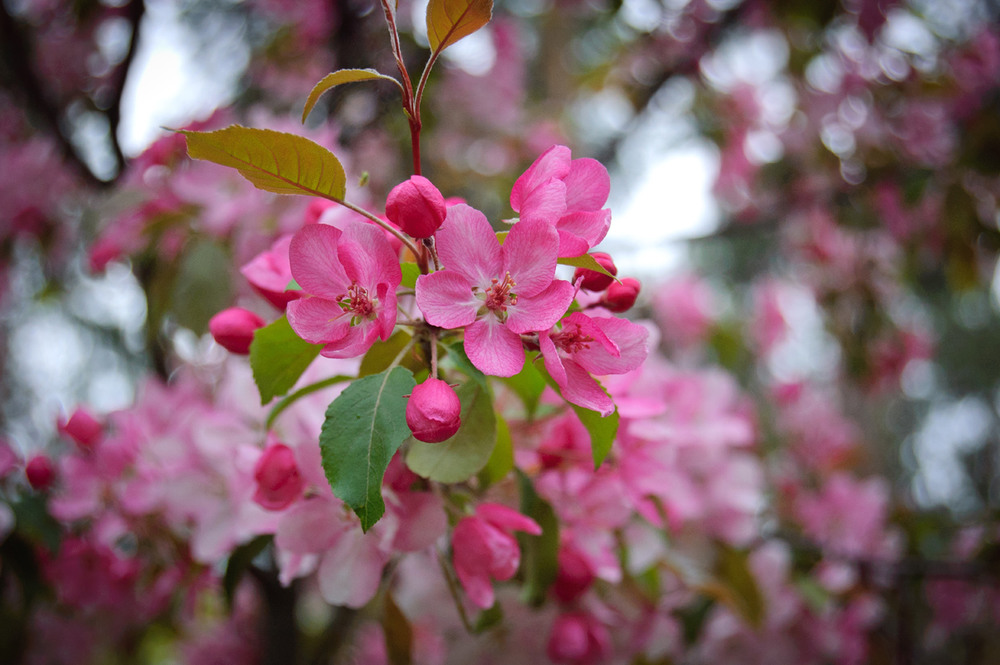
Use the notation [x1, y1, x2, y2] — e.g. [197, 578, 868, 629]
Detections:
[57, 408, 104, 450]
[416, 204, 574, 376]
[253, 442, 305, 510]
[385, 175, 447, 239]
[26, 454, 55, 490]
[452, 503, 542, 609]
[286, 221, 401, 359]
[209, 307, 266, 355]
[240, 234, 302, 310]
[547, 611, 612, 665]
[405, 378, 462, 443]
[573, 252, 617, 292]
[602, 277, 641, 313]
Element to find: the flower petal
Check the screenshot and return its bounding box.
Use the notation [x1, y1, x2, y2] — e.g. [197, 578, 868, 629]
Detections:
[286, 297, 350, 345]
[573, 316, 649, 376]
[339, 221, 402, 287]
[289, 224, 351, 299]
[510, 145, 571, 212]
[556, 209, 611, 254]
[319, 319, 380, 359]
[476, 503, 543, 536]
[539, 329, 568, 387]
[506, 280, 574, 334]
[317, 530, 389, 608]
[465, 317, 525, 377]
[518, 179, 568, 225]
[435, 205, 502, 288]
[564, 158, 610, 211]
[415, 271, 479, 329]
[560, 359, 615, 416]
[503, 220, 559, 297]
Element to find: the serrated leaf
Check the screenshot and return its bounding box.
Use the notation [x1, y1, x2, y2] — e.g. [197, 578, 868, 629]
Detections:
[478, 414, 513, 487]
[400, 262, 420, 289]
[516, 471, 559, 606]
[405, 381, 496, 483]
[182, 125, 347, 200]
[249, 315, 323, 404]
[302, 68, 402, 123]
[320, 367, 416, 531]
[359, 331, 416, 378]
[557, 253, 616, 280]
[426, 0, 493, 53]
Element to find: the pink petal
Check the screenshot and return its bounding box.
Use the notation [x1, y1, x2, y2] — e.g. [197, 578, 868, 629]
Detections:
[502, 220, 559, 297]
[556, 230, 592, 258]
[573, 316, 649, 376]
[435, 205, 502, 288]
[557, 209, 612, 253]
[477, 503, 543, 536]
[560, 359, 615, 416]
[518, 179, 568, 225]
[289, 224, 351, 299]
[387, 491, 447, 552]
[465, 317, 525, 377]
[286, 297, 350, 345]
[375, 283, 398, 341]
[339, 221, 402, 287]
[510, 145, 571, 212]
[275, 498, 344, 553]
[317, 530, 389, 608]
[539, 330, 568, 387]
[564, 158, 610, 211]
[505, 280, 575, 334]
[415, 271, 480, 329]
[320, 319, 380, 359]
[565, 312, 620, 357]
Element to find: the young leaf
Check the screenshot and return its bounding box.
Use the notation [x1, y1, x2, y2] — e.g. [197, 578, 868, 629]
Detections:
[302, 69, 402, 123]
[557, 253, 617, 280]
[249, 315, 324, 404]
[405, 381, 496, 483]
[426, 0, 493, 53]
[320, 367, 416, 531]
[182, 126, 347, 200]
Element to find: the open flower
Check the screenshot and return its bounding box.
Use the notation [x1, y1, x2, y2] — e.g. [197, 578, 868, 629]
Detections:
[539, 312, 648, 416]
[286, 221, 401, 359]
[416, 204, 574, 376]
[510, 145, 612, 257]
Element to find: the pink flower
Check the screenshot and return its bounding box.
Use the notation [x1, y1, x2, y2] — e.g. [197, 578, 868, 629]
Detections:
[546, 611, 612, 665]
[240, 234, 303, 310]
[601, 277, 641, 313]
[209, 307, 266, 355]
[386, 175, 447, 239]
[416, 204, 574, 376]
[26, 454, 56, 490]
[253, 443, 305, 511]
[286, 221, 401, 359]
[574, 252, 617, 292]
[452, 503, 542, 609]
[553, 543, 596, 604]
[539, 312, 648, 416]
[406, 378, 462, 443]
[510, 145, 612, 257]
[57, 408, 104, 450]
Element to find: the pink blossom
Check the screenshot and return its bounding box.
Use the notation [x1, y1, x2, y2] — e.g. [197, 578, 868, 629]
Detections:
[552, 543, 596, 604]
[546, 611, 612, 665]
[209, 307, 266, 355]
[601, 277, 641, 313]
[240, 234, 303, 310]
[539, 312, 648, 416]
[405, 378, 462, 443]
[452, 503, 542, 609]
[57, 408, 104, 450]
[286, 221, 401, 359]
[510, 145, 612, 257]
[253, 443, 305, 510]
[574, 252, 617, 292]
[416, 204, 574, 376]
[26, 454, 55, 490]
[652, 274, 716, 348]
[386, 175, 447, 239]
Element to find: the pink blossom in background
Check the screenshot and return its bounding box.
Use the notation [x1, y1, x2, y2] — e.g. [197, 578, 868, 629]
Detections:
[652, 274, 717, 349]
[241, 234, 302, 310]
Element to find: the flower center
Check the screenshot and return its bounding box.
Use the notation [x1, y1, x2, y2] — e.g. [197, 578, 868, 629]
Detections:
[483, 273, 518, 315]
[551, 326, 593, 354]
[338, 282, 377, 323]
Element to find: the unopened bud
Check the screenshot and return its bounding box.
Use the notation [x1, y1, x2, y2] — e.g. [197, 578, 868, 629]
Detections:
[573, 252, 618, 292]
[553, 545, 596, 604]
[602, 277, 640, 312]
[57, 408, 103, 450]
[406, 378, 462, 443]
[385, 175, 447, 239]
[253, 443, 304, 511]
[26, 455, 55, 491]
[209, 307, 266, 355]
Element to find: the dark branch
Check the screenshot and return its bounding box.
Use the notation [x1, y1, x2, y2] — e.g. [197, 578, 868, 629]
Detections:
[105, 0, 146, 177]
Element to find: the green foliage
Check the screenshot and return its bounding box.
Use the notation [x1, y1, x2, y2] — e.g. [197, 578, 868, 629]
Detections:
[536, 362, 619, 468]
[711, 546, 765, 628]
[516, 471, 560, 606]
[223, 535, 272, 607]
[319, 367, 417, 531]
[405, 380, 497, 483]
[400, 262, 420, 289]
[170, 239, 233, 334]
[500, 357, 546, 418]
[359, 331, 420, 378]
[557, 253, 617, 280]
[383, 592, 413, 665]
[426, 0, 493, 53]
[478, 415, 513, 487]
[302, 69, 402, 123]
[249, 315, 324, 404]
[182, 125, 347, 200]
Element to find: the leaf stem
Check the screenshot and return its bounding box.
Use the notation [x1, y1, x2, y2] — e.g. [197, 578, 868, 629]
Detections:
[265, 374, 353, 430]
[334, 197, 422, 259]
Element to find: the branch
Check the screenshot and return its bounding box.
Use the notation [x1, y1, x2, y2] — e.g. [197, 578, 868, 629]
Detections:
[104, 0, 146, 177]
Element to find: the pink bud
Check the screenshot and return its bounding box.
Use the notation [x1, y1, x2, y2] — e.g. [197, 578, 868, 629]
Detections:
[253, 443, 304, 511]
[602, 277, 640, 313]
[385, 175, 447, 239]
[57, 408, 103, 450]
[406, 378, 462, 443]
[573, 252, 618, 292]
[546, 612, 611, 665]
[552, 545, 596, 604]
[26, 455, 55, 491]
[209, 307, 266, 355]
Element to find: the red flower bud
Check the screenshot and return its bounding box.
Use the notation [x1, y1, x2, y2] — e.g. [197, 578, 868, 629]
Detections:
[573, 252, 618, 292]
[385, 175, 447, 239]
[553, 545, 596, 604]
[26, 455, 55, 491]
[602, 277, 640, 312]
[253, 443, 304, 511]
[57, 408, 104, 450]
[209, 307, 266, 355]
[406, 378, 462, 443]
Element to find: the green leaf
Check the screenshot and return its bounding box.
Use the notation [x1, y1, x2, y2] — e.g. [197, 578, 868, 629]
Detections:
[302, 68, 402, 123]
[473, 603, 504, 633]
[223, 535, 272, 607]
[400, 262, 420, 289]
[516, 471, 559, 606]
[426, 0, 493, 53]
[442, 342, 488, 388]
[405, 381, 497, 483]
[478, 414, 513, 487]
[11, 495, 61, 553]
[170, 240, 233, 334]
[536, 363, 619, 469]
[182, 125, 347, 200]
[359, 331, 417, 378]
[712, 546, 765, 628]
[500, 357, 546, 418]
[320, 367, 416, 531]
[557, 253, 616, 280]
[249, 315, 324, 404]
[383, 592, 413, 665]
